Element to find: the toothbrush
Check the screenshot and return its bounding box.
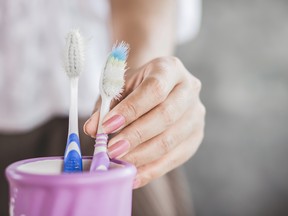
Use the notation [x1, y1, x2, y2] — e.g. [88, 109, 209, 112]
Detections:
[63, 29, 84, 173]
[90, 42, 129, 172]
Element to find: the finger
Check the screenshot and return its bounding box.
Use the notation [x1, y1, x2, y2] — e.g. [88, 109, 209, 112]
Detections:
[120, 102, 205, 167]
[133, 132, 203, 189]
[83, 110, 100, 138]
[83, 96, 103, 138]
[102, 58, 184, 134]
[107, 82, 197, 157]
[109, 73, 135, 109]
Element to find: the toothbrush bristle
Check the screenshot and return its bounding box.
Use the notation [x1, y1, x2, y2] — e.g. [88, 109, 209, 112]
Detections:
[64, 29, 84, 78]
[102, 42, 129, 99]
[111, 41, 129, 61]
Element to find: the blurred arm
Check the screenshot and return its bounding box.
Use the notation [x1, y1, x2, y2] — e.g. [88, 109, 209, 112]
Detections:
[110, 0, 176, 68]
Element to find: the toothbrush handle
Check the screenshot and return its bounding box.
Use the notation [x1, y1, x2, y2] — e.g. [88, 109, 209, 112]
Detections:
[90, 98, 111, 172]
[64, 133, 83, 173]
[90, 133, 110, 172]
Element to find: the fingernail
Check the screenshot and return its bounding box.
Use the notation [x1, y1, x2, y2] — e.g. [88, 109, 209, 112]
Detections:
[83, 118, 91, 134]
[108, 140, 130, 159]
[102, 115, 125, 133]
[83, 118, 96, 138]
[133, 178, 141, 189]
[83, 110, 100, 137]
[83, 113, 99, 138]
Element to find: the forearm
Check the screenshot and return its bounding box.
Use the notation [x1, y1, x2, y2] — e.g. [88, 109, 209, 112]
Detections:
[110, 0, 176, 68]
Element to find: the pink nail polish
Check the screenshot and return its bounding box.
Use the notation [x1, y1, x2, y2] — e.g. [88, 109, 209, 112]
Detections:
[108, 140, 130, 159]
[102, 115, 125, 133]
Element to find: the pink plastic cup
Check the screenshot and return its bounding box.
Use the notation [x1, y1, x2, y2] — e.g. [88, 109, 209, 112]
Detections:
[6, 156, 136, 216]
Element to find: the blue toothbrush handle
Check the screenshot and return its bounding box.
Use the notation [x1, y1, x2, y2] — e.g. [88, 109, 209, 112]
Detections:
[64, 133, 83, 173]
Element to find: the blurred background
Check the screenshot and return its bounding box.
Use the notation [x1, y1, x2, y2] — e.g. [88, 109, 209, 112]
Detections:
[177, 0, 288, 215]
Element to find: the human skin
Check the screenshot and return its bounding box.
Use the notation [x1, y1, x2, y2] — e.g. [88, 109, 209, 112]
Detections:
[84, 0, 205, 189]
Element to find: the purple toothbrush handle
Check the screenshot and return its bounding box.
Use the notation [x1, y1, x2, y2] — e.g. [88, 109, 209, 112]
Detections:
[90, 133, 110, 172]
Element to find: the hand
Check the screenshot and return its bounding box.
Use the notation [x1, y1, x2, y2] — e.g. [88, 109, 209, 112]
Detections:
[84, 56, 205, 189]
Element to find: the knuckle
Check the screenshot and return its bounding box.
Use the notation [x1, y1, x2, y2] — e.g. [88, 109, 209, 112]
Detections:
[168, 56, 182, 67]
[191, 132, 204, 154]
[139, 175, 151, 187]
[142, 170, 157, 185]
[132, 127, 144, 146]
[178, 86, 192, 102]
[148, 76, 167, 101]
[150, 56, 169, 66]
[186, 75, 202, 92]
[159, 103, 177, 126]
[123, 153, 137, 165]
[199, 103, 206, 117]
[153, 56, 182, 73]
[193, 77, 202, 93]
[122, 100, 138, 120]
[159, 135, 174, 155]
[167, 157, 179, 171]
[198, 130, 205, 144]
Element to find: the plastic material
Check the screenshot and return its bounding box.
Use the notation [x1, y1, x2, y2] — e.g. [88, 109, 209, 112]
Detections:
[64, 133, 82, 173]
[6, 156, 136, 216]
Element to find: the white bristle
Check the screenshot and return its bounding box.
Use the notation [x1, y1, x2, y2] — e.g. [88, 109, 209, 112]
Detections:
[102, 60, 126, 99]
[101, 43, 129, 99]
[64, 29, 84, 78]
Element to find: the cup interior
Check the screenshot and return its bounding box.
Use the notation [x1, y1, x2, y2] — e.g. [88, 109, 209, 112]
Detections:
[17, 158, 123, 175]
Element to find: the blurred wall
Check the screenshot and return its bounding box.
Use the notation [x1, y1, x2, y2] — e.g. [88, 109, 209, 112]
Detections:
[176, 0, 288, 215]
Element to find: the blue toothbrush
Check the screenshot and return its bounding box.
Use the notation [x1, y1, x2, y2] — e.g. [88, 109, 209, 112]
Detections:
[63, 29, 84, 173]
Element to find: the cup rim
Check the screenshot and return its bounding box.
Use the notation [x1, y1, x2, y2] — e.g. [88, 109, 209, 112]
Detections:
[6, 156, 136, 186]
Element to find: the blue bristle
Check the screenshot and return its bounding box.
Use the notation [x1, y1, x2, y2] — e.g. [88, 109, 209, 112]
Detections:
[111, 42, 129, 61]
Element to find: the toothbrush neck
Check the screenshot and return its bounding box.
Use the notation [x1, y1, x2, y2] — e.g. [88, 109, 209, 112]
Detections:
[97, 97, 111, 134]
[69, 77, 79, 135]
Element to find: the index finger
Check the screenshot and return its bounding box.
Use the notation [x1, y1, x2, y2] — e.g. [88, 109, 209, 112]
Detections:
[102, 57, 183, 133]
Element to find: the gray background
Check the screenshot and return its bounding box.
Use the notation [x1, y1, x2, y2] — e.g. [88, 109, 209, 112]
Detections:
[177, 0, 288, 215]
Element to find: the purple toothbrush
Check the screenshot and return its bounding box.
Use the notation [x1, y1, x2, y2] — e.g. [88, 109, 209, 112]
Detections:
[90, 42, 129, 172]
